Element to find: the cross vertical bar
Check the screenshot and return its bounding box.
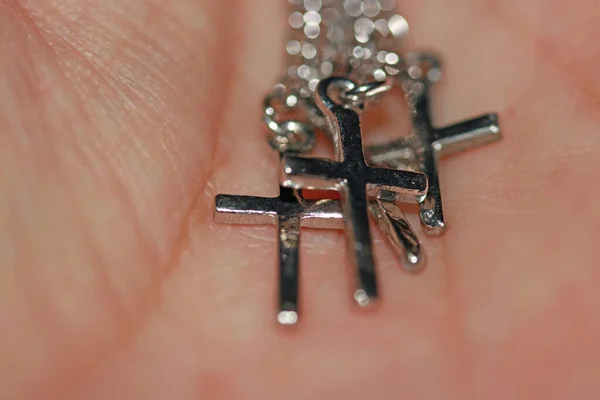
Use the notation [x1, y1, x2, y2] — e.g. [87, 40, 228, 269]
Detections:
[419, 150, 445, 235]
[277, 214, 301, 325]
[411, 80, 446, 235]
[343, 178, 378, 306]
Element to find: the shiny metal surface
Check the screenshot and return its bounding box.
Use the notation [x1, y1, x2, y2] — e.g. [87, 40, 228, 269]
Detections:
[213, 4, 504, 324]
[341, 78, 394, 109]
[266, 4, 431, 273]
[281, 77, 428, 307]
[366, 53, 501, 235]
[368, 193, 423, 272]
[263, 92, 316, 154]
[263, 2, 425, 277]
[265, 1, 409, 150]
[215, 187, 343, 325]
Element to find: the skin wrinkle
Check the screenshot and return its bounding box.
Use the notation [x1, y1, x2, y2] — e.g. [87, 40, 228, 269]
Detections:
[44, 1, 244, 397]
[3, 5, 169, 398]
[194, 0, 243, 225]
[43, 37, 126, 134]
[161, 0, 249, 278]
[24, 0, 167, 305]
[32, 10, 166, 183]
[29, 0, 219, 256]
[4, 16, 110, 330]
[0, 1, 207, 397]
[35, 0, 209, 197]
[1, 44, 80, 396]
[90, 4, 228, 226]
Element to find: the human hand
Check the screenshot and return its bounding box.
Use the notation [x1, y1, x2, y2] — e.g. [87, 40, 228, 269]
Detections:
[1, 1, 598, 398]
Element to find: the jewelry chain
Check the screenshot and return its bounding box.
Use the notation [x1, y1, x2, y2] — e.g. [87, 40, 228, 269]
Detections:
[265, 0, 410, 153]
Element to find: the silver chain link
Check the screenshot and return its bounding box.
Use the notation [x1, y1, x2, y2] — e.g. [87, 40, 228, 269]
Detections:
[264, 0, 410, 153]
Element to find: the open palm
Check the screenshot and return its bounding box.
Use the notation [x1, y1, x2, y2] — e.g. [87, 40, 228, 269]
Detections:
[1, 1, 599, 398]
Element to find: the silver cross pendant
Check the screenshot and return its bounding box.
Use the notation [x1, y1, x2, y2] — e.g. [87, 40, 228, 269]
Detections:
[281, 77, 428, 308]
[366, 53, 502, 235]
[214, 186, 342, 325]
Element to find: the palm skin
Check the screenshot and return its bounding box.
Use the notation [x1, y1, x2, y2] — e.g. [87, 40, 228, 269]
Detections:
[1, 0, 599, 398]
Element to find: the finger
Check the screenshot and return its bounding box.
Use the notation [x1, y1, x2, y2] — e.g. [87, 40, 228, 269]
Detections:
[0, 0, 277, 396]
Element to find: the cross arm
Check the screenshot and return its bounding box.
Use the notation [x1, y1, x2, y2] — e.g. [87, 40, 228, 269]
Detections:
[214, 194, 279, 225]
[280, 156, 343, 191]
[434, 113, 500, 157]
[300, 199, 344, 229]
[364, 137, 420, 170]
[368, 167, 428, 203]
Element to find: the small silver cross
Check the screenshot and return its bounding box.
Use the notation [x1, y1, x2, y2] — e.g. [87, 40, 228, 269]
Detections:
[281, 77, 428, 308]
[366, 53, 501, 235]
[214, 187, 342, 325]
